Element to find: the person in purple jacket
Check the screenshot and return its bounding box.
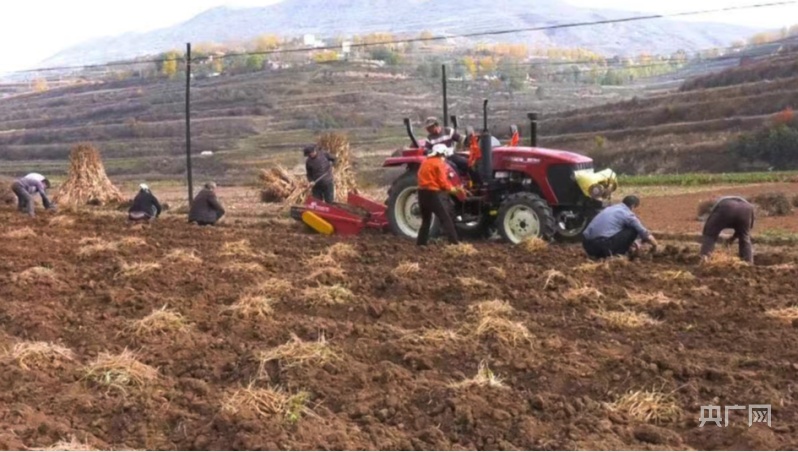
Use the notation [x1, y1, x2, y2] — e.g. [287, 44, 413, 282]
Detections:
[11, 174, 54, 217]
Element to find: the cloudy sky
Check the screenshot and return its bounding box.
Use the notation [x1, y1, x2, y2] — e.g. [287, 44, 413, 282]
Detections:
[1, 0, 796, 74]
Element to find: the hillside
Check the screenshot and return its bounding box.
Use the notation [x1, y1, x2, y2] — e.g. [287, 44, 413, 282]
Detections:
[540, 45, 798, 174]
[0, 61, 648, 184]
[41, 0, 756, 68]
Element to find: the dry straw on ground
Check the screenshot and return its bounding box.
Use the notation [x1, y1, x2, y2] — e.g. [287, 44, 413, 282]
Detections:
[450, 361, 507, 389]
[7, 341, 75, 370]
[223, 262, 267, 275]
[469, 300, 514, 318]
[163, 249, 203, 265]
[116, 261, 162, 279]
[609, 389, 683, 425]
[444, 243, 478, 258]
[222, 383, 312, 423]
[53, 143, 124, 207]
[30, 437, 96, 451]
[83, 350, 158, 390]
[131, 306, 188, 336]
[765, 306, 798, 322]
[302, 285, 354, 305]
[259, 333, 340, 369]
[488, 266, 507, 280]
[3, 227, 37, 239]
[77, 240, 120, 257]
[625, 291, 680, 306]
[458, 277, 491, 289]
[564, 286, 605, 302]
[542, 269, 569, 290]
[225, 295, 275, 319]
[305, 266, 347, 284]
[246, 278, 294, 300]
[49, 216, 76, 227]
[521, 237, 548, 253]
[469, 300, 532, 346]
[392, 262, 421, 278]
[752, 192, 793, 217]
[702, 252, 749, 269]
[656, 270, 695, 281]
[597, 309, 661, 328]
[220, 240, 258, 258]
[12, 267, 59, 285]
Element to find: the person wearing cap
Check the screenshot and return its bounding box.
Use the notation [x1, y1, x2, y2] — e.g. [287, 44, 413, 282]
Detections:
[424, 117, 469, 177]
[188, 182, 226, 226]
[700, 196, 755, 264]
[416, 144, 464, 247]
[11, 173, 53, 217]
[582, 195, 658, 259]
[128, 184, 163, 223]
[303, 145, 337, 203]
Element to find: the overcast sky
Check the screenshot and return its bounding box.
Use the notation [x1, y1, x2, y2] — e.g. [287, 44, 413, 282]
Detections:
[1, 0, 796, 74]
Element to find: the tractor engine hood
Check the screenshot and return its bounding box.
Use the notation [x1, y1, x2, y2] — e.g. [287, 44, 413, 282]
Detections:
[493, 146, 592, 165]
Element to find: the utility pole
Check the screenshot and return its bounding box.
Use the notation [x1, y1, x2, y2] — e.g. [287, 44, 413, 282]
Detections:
[185, 42, 194, 206]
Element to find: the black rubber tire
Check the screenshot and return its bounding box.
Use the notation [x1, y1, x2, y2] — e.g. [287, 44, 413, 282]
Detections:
[497, 192, 556, 244]
[386, 171, 439, 240]
[554, 212, 594, 243]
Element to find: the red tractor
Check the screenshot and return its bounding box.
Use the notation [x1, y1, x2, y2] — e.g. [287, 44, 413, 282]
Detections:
[383, 100, 618, 243]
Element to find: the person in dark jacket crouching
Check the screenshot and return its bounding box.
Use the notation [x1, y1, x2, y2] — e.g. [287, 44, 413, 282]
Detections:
[188, 182, 226, 226]
[128, 184, 162, 223]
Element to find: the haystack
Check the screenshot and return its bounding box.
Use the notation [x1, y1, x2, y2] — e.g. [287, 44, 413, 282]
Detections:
[318, 132, 358, 200]
[259, 132, 357, 204]
[54, 144, 124, 207]
[259, 166, 304, 204]
[0, 177, 15, 205]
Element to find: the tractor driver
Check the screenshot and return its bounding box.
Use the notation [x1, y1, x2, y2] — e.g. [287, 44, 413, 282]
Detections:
[424, 117, 470, 178]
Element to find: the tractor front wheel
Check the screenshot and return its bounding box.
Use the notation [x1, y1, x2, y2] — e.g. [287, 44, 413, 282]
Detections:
[386, 171, 438, 240]
[497, 193, 556, 244]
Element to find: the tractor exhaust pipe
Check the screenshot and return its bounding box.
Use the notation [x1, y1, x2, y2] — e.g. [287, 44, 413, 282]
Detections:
[480, 99, 493, 183]
[404, 118, 419, 149]
[527, 112, 538, 147]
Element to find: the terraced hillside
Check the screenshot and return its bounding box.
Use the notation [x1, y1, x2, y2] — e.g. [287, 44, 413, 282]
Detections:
[0, 63, 644, 184]
[540, 48, 798, 174]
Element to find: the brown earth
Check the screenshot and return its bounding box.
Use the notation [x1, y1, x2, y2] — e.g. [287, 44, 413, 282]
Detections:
[633, 183, 798, 234]
[2, 207, 798, 450]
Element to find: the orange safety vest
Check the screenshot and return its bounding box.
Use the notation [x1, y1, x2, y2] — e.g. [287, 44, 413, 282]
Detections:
[509, 131, 520, 147]
[467, 135, 481, 168]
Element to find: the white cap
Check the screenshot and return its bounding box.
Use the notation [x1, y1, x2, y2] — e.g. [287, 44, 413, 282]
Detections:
[429, 144, 449, 157]
[140, 183, 149, 191]
[25, 173, 46, 182]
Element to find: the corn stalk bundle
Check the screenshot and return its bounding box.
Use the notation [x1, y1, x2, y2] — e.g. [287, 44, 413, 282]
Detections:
[259, 166, 304, 204]
[318, 132, 357, 202]
[0, 177, 15, 205]
[53, 143, 124, 207]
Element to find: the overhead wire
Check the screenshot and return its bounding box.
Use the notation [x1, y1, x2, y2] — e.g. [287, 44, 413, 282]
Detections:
[4, 0, 796, 75]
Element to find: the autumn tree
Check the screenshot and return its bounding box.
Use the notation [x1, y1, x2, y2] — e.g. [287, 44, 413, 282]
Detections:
[313, 51, 339, 63]
[479, 56, 496, 73]
[254, 34, 281, 51]
[462, 56, 477, 78]
[246, 54, 265, 71]
[158, 50, 181, 78]
[33, 78, 49, 92]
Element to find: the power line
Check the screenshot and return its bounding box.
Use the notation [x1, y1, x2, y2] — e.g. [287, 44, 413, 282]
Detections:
[5, 0, 796, 75]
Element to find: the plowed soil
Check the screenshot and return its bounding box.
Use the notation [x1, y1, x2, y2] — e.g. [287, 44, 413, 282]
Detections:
[2, 209, 798, 451]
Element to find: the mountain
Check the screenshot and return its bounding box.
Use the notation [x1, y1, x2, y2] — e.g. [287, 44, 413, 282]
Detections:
[42, 0, 758, 67]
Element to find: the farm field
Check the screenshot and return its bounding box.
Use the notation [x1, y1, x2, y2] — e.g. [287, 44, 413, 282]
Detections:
[2, 188, 798, 450]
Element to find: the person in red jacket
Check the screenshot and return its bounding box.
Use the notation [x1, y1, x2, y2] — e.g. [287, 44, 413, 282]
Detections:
[416, 144, 464, 246]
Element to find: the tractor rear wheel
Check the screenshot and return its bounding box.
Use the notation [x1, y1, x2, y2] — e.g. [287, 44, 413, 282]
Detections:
[387, 171, 438, 240]
[497, 193, 556, 244]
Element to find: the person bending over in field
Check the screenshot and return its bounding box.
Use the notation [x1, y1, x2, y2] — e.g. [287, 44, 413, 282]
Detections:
[188, 182, 226, 226]
[582, 195, 658, 260]
[128, 184, 162, 223]
[304, 145, 336, 204]
[700, 196, 755, 264]
[11, 173, 54, 217]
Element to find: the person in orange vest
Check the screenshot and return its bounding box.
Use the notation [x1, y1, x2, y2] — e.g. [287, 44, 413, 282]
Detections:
[508, 125, 520, 147]
[417, 144, 464, 246]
